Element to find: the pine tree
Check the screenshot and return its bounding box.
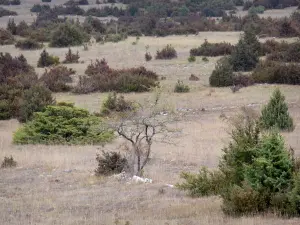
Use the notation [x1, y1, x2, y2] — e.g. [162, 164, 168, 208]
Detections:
[230, 28, 259, 72]
[209, 57, 234, 87]
[260, 88, 294, 131]
[7, 18, 17, 35]
[243, 28, 261, 56]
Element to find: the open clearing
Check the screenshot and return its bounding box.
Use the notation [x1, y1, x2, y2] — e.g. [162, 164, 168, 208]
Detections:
[1, 4, 300, 224]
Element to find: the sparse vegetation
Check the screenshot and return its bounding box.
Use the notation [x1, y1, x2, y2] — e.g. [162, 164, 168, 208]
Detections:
[145, 52, 152, 61]
[174, 80, 190, 93]
[189, 74, 199, 81]
[156, 45, 177, 60]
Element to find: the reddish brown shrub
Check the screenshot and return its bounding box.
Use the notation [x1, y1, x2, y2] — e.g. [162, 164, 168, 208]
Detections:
[39, 66, 75, 92]
[233, 73, 254, 87]
[62, 48, 80, 64]
[74, 60, 158, 93]
[156, 44, 177, 59]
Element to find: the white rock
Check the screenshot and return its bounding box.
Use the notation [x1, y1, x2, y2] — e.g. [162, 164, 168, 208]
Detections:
[132, 175, 152, 184]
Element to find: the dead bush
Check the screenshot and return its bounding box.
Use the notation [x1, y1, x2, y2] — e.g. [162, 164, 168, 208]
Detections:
[156, 44, 177, 59]
[39, 66, 75, 92]
[95, 151, 128, 176]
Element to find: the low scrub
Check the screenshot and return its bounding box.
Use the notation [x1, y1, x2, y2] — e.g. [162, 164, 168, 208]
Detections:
[233, 73, 254, 87]
[145, 52, 152, 61]
[252, 60, 300, 85]
[37, 49, 60, 68]
[190, 40, 234, 57]
[248, 6, 265, 15]
[0, 28, 14, 45]
[62, 48, 80, 64]
[174, 80, 190, 93]
[156, 44, 177, 59]
[188, 55, 196, 62]
[266, 41, 300, 62]
[177, 167, 225, 197]
[261, 40, 289, 55]
[30, 4, 50, 13]
[95, 151, 128, 176]
[101, 92, 134, 116]
[1, 156, 17, 168]
[0, 7, 17, 17]
[13, 103, 114, 145]
[74, 59, 158, 93]
[39, 66, 75, 92]
[15, 39, 43, 50]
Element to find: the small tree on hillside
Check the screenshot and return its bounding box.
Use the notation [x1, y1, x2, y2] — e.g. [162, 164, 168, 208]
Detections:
[230, 31, 259, 71]
[7, 18, 17, 35]
[209, 57, 234, 87]
[260, 88, 294, 131]
[243, 28, 261, 56]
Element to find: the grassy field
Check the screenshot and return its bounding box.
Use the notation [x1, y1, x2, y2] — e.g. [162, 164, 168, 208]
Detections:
[1, 2, 300, 225]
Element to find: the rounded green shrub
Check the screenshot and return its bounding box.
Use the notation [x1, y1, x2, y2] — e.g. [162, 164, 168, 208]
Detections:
[50, 23, 90, 47]
[209, 57, 234, 87]
[13, 103, 114, 145]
